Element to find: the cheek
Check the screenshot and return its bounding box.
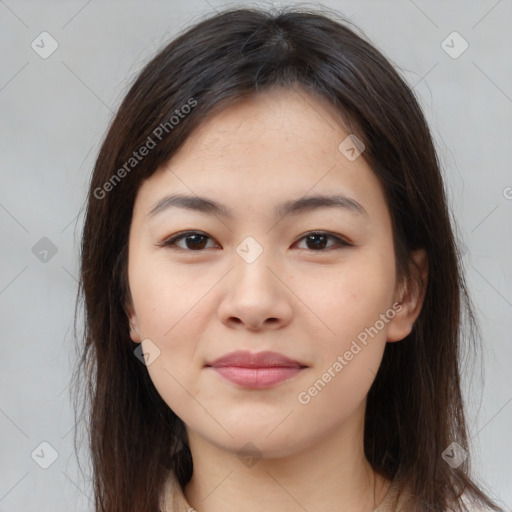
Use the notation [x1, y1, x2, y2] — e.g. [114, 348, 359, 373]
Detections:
[145, 350, 204, 429]
[133, 273, 209, 418]
[295, 268, 393, 422]
[130, 259, 215, 393]
[293, 252, 396, 346]
[130, 257, 212, 338]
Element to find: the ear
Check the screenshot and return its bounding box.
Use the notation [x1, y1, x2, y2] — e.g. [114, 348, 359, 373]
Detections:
[125, 298, 142, 343]
[386, 248, 428, 343]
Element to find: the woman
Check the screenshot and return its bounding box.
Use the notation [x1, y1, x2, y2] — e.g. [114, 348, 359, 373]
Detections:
[72, 6, 504, 512]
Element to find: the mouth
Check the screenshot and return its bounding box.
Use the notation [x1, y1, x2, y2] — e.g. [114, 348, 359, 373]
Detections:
[205, 350, 308, 389]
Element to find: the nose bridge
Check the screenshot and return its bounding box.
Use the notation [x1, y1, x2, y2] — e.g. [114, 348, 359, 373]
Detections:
[217, 234, 293, 330]
[232, 234, 277, 293]
[235, 234, 268, 267]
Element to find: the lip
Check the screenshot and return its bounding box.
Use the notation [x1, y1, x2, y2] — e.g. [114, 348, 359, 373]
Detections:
[207, 350, 306, 368]
[206, 350, 307, 389]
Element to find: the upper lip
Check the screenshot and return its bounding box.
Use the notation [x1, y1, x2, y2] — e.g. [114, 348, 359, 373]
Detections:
[206, 350, 307, 368]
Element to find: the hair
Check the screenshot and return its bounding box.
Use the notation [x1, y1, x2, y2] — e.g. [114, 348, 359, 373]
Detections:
[71, 4, 504, 512]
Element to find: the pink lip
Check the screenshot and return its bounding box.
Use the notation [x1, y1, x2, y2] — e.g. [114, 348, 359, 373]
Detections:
[206, 350, 307, 389]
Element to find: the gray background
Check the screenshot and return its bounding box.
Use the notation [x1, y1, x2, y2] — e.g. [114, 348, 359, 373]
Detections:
[0, 0, 511, 510]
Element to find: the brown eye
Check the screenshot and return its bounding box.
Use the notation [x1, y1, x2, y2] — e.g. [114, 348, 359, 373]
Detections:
[159, 230, 351, 252]
[294, 232, 351, 251]
[161, 231, 218, 251]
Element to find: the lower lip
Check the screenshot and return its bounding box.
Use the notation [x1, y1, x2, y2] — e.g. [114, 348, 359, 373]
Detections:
[210, 366, 304, 388]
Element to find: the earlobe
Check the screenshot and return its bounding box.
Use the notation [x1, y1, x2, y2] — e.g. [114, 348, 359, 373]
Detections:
[125, 300, 141, 343]
[386, 248, 428, 343]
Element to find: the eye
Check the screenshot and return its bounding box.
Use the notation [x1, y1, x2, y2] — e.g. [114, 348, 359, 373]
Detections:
[293, 232, 352, 251]
[159, 230, 351, 252]
[160, 231, 219, 251]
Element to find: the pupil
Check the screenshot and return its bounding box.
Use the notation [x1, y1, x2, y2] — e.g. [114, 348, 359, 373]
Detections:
[307, 234, 327, 250]
[187, 234, 207, 250]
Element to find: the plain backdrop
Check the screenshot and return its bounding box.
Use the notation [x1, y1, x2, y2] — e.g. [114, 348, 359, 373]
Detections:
[0, 0, 511, 510]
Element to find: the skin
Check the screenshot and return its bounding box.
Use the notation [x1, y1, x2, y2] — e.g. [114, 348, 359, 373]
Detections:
[126, 86, 428, 512]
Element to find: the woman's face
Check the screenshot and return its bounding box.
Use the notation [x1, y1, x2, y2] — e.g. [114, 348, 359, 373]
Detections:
[126, 86, 423, 457]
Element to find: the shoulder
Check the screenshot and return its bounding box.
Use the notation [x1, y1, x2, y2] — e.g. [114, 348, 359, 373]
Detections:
[377, 480, 495, 512]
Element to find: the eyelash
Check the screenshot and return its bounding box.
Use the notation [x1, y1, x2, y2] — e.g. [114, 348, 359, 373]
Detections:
[158, 230, 352, 252]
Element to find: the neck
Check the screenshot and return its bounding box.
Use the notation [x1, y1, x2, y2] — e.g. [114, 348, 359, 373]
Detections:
[183, 408, 390, 512]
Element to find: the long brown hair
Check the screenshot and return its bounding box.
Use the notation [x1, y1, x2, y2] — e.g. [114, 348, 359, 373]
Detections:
[71, 5, 504, 511]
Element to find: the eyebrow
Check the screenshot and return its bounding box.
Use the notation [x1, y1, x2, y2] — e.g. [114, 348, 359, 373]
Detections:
[147, 193, 369, 219]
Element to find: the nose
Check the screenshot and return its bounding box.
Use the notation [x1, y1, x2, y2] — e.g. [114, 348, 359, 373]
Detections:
[217, 251, 293, 332]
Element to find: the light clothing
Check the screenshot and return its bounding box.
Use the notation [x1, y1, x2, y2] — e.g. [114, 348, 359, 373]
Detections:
[159, 470, 405, 512]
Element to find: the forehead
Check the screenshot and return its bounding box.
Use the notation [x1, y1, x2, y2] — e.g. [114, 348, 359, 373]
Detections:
[182, 86, 351, 156]
[133, 87, 389, 225]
